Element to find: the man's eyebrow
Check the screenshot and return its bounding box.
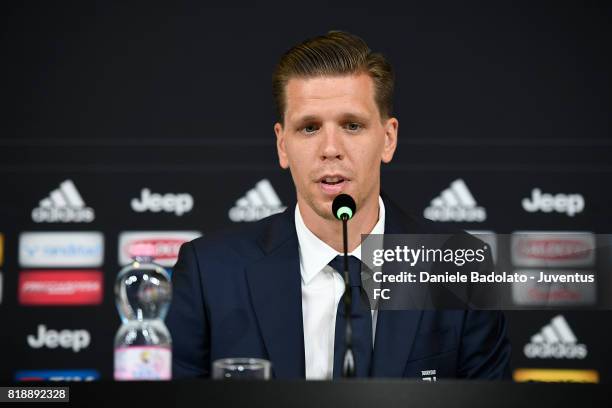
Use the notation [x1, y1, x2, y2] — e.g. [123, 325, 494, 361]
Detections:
[338, 112, 369, 122]
[291, 115, 320, 125]
[290, 112, 370, 125]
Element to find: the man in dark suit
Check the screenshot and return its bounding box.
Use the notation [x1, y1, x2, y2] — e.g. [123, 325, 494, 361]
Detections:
[166, 31, 511, 379]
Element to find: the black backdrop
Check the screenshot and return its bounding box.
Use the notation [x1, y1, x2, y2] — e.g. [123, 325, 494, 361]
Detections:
[0, 2, 610, 382]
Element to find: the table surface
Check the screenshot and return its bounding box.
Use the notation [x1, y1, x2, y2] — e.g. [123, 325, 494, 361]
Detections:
[3, 380, 610, 408]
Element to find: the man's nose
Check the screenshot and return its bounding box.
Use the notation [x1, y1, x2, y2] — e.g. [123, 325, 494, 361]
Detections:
[319, 125, 344, 161]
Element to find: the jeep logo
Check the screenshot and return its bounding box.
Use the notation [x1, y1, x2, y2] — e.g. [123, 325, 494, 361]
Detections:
[522, 188, 584, 217]
[131, 188, 193, 216]
[27, 324, 90, 352]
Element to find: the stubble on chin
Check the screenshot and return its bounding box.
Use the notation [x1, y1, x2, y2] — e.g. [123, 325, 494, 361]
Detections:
[309, 198, 334, 221]
[299, 189, 335, 222]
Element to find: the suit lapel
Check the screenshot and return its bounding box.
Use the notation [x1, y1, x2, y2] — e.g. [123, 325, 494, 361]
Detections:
[245, 209, 305, 379]
[244, 193, 426, 378]
[371, 193, 424, 377]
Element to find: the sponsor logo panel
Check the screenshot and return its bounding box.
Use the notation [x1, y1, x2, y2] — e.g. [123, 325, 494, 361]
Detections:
[131, 188, 194, 216]
[229, 179, 286, 222]
[31, 179, 95, 223]
[512, 270, 596, 306]
[424, 179, 486, 222]
[523, 315, 587, 360]
[511, 232, 595, 268]
[19, 232, 104, 268]
[118, 231, 201, 267]
[522, 188, 585, 217]
[15, 369, 100, 382]
[513, 369, 598, 383]
[18, 270, 103, 305]
[27, 324, 90, 352]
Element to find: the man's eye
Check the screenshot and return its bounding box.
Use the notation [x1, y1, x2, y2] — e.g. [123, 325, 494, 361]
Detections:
[302, 125, 318, 134]
[345, 122, 362, 132]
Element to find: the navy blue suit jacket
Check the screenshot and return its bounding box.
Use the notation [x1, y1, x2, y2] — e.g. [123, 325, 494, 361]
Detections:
[166, 194, 511, 379]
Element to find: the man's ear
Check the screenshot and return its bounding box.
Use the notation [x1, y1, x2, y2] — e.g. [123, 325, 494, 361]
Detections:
[275, 122, 290, 169]
[381, 117, 399, 163]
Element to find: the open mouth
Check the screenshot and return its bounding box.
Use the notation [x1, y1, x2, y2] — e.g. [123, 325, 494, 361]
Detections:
[321, 176, 345, 185]
[318, 175, 349, 195]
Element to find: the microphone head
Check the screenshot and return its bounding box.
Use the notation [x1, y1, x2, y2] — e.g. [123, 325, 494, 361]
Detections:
[332, 194, 356, 220]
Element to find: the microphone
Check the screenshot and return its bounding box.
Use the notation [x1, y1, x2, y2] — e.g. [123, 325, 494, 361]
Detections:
[333, 194, 356, 221]
[331, 194, 357, 378]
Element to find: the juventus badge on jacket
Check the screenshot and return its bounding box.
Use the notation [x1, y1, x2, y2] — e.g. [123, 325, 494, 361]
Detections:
[421, 369, 437, 381]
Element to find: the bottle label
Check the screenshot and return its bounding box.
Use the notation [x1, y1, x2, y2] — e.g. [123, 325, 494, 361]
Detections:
[114, 346, 171, 380]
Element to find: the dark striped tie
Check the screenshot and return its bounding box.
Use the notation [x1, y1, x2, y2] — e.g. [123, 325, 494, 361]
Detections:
[328, 255, 373, 378]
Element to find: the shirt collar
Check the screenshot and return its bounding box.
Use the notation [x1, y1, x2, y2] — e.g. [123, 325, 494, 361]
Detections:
[295, 196, 385, 284]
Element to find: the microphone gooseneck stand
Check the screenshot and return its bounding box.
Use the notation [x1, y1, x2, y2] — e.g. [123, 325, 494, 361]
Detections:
[341, 212, 355, 378]
[332, 193, 358, 378]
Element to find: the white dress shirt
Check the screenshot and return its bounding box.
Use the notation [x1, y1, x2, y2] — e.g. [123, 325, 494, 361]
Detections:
[295, 196, 385, 380]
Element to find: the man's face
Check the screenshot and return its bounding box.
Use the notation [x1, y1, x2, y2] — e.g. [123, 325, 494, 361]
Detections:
[274, 73, 398, 221]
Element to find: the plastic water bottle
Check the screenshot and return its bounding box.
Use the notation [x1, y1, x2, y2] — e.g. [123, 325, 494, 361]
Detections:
[114, 256, 172, 380]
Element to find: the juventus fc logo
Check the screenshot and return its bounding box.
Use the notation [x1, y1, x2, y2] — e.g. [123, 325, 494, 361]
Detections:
[421, 369, 437, 382]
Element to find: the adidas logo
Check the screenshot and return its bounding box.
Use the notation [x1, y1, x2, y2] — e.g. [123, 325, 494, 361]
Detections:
[31, 180, 95, 223]
[423, 179, 486, 222]
[523, 315, 587, 359]
[228, 179, 286, 222]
